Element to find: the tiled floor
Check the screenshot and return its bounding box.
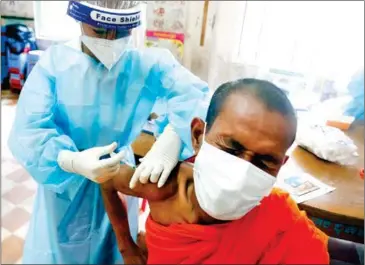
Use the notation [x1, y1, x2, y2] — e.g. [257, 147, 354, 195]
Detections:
[1, 91, 150, 264]
[2, 94, 36, 264]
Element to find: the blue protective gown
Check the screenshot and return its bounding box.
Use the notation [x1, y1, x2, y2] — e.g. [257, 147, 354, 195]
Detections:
[8, 39, 210, 264]
[344, 69, 364, 121]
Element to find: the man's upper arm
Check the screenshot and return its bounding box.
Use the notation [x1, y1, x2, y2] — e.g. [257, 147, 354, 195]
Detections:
[108, 164, 177, 201]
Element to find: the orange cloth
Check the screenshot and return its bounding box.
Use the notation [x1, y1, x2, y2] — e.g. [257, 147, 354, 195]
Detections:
[146, 188, 329, 264]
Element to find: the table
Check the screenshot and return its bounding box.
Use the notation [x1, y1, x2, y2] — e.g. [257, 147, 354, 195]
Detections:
[131, 124, 364, 243]
[286, 123, 364, 243]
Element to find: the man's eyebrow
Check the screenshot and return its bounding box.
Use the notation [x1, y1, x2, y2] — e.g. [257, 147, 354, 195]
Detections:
[257, 154, 281, 164]
[225, 137, 281, 163]
[227, 139, 245, 150]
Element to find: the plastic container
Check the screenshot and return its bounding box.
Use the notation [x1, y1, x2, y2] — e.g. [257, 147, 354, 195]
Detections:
[8, 51, 28, 91]
[5, 24, 38, 91]
[1, 26, 9, 88]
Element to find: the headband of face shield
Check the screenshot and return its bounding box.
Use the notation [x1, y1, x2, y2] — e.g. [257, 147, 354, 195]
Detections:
[67, 1, 144, 70]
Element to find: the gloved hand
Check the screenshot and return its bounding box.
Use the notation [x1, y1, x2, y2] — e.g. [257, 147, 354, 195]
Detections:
[129, 124, 182, 189]
[57, 142, 125, 183]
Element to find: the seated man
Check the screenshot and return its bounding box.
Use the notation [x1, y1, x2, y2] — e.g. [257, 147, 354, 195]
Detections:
[101, 78, 360, 264]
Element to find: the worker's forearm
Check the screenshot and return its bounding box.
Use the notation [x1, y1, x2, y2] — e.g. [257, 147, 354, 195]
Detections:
[111, 164, 176, 201]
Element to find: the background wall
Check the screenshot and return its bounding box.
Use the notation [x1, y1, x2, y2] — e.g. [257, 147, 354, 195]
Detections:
[0, 1, 34, 28]
[182, 1, 218, 81]
[181, 1, 261, 88]
[0, 1, 34, 18]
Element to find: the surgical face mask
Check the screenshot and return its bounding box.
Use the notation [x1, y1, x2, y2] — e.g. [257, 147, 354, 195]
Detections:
[193, 131, 276, 220]
[80, 35, 132, 70]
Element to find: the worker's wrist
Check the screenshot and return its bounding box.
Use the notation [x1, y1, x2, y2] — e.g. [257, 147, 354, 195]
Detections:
[161, 124, 179, 139]
[163, 124, 176, 133]
[57, 150, 77, 173]
[153, 125, 181, 150]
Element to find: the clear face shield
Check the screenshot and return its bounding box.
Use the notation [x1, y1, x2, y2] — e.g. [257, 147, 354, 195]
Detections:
[67, 0, 145, 70]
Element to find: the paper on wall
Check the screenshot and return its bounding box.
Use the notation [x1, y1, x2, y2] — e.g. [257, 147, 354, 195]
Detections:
[146, 1, 187, 33]
[145, 30, 184, 62]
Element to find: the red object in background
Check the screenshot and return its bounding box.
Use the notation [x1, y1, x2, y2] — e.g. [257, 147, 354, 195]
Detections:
[360, 169, 364, 179]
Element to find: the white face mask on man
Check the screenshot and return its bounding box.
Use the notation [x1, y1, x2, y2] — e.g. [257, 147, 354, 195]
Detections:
[193, 127, 277, 221]
[80, 35, 132, 71]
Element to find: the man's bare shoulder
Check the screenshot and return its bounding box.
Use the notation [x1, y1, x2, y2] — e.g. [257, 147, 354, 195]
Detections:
[148, 162, 205, 225]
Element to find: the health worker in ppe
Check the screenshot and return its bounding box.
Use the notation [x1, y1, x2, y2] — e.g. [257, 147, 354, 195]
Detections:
[7, 0, 210, 264]
[344, 68, 364, 121]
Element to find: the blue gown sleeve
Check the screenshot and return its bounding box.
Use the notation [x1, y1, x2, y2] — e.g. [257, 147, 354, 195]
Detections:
[7, 48, 83, 200]
[344, 69, 364, 121]
[153, 49, 211, 160]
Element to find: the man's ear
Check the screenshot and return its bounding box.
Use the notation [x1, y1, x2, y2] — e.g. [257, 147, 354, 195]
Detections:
[282, 155, 289, 165]
[190, 118, 205, 154]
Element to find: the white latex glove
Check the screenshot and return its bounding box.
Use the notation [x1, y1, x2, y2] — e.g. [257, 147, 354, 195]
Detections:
[57, 142, 125, 183]
[129, 124, 182, 189]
